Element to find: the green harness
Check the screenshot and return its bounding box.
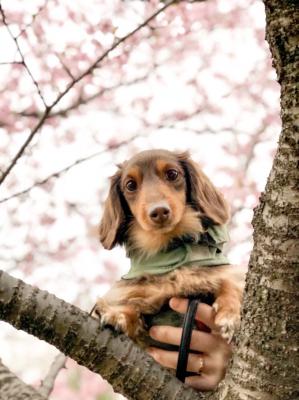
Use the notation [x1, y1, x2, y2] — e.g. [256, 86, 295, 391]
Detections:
[123, 224, 230, 280]
[122, 224, 230, 347]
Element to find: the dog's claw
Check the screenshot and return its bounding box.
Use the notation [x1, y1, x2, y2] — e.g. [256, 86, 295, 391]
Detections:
[114, 324, 121, 333]
[213, 301, 240, 343]
[219, 323, 235, 343]
[100, 316, 110, 329]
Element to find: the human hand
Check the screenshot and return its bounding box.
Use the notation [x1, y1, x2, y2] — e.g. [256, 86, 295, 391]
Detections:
[147, 297, 232, 391]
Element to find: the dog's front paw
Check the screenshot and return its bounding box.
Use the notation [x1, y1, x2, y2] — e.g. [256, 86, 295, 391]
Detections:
[100, 310, 129, 333]
[212, 301, 240, 343]
[92, 299, 145, 339]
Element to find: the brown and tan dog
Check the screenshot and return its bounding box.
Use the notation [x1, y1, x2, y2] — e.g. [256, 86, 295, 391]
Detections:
[94, 150, 243, 344]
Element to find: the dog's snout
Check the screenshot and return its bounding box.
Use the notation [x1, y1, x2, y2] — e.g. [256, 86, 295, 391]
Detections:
[149, 206, 171, 224]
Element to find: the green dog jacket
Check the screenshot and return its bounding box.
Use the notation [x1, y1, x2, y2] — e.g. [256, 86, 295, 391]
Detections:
[123, 224, 230, 280]
[122, 224, 230, 348]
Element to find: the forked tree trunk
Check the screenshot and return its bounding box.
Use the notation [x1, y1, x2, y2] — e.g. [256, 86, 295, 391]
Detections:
[218, 1, 299, 399]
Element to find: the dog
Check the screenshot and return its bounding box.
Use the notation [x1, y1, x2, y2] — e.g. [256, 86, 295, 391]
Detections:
[94, 149, 243, 345]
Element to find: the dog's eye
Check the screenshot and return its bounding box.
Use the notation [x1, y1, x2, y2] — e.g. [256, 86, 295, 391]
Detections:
[166, 169, 179, 181]
[126, 179, 137, 192]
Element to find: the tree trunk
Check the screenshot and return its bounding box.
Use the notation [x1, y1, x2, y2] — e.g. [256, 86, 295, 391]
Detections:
[218, 1, 299, 399]
[0, 360, 46, 400]
[0, 270, 204, 400]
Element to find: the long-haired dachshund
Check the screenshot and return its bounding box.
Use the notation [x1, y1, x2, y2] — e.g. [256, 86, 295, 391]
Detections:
[94, 150, 243, 345]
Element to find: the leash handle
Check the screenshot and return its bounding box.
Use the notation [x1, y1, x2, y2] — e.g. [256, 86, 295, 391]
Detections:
[176, 298, 200, 382]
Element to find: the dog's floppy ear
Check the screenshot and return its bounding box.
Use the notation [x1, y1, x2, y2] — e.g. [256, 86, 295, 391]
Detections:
[99, 169, 128, 249]
[177, 151, 230, 225]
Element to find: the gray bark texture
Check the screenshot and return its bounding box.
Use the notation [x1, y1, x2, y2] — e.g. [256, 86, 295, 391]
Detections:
[0, 270, 204, 400]
[0, 359, 46, 400]
[217, 1, 299, 399]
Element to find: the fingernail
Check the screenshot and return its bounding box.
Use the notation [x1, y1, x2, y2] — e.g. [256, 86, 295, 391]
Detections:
[169, 297, 179, 309]
[147, 347, 155, 355]
[149, 327, 157, 338]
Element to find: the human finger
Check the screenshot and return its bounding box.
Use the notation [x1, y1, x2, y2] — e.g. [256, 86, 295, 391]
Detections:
[185, 374, 222, 391]
[169, 297, 218, 331]
[149, 325, 219, 353]
[147, 347, 212, 373]
[147, 348, 178, 370]
[148, 346, 227, 376]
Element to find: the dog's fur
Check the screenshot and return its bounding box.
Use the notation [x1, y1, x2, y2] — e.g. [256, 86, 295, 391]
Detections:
[94, 150, 243, 342]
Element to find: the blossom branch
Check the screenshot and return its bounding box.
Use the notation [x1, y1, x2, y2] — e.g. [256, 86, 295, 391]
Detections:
[0, 110, 51, 186]
[0, 135, 138, 203]
[17, 74, 151, 119]
[54, 52, 75, 80]
[0, 4, 48, 108]
[15, 1, 49, 39]
[0, 0, 178, 187]
[0, 61, 23, 65]
[0, 116, 240, 204]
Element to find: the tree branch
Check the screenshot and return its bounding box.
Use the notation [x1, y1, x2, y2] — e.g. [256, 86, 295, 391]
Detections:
[0, 135, 139, 204]
[0, 4, 48, 108]
[0, 0, 178, 187]
[17, 74, 151, 119]
[0, 110, 50, 186]
[0, 269, 205, 400]
[16, 1, 49, 40]
[0, 359, 46, 400]
[0, 120, 243, 204]
[38, 353, 66, 398]
[0, 61, 23, 66]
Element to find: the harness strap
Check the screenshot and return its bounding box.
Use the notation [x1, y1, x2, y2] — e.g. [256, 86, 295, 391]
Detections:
[176, 297, 200, 382]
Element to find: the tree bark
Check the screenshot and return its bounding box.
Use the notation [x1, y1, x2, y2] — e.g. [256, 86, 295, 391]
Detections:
[218, 1, 299, 399]
[0, 360, 46, 400]
[0, 270, 204, 400]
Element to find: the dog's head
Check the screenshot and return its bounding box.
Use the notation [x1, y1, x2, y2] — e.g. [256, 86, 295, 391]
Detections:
[99, 150, 229, 255]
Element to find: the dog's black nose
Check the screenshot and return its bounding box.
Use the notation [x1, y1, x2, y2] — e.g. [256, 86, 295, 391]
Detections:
[150, 206, 171, 224]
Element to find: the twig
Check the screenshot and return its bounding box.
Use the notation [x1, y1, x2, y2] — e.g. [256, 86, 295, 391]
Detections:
[46, 0, 178, 112]
[39, 353, 66, 398]
[0, 0, 178, 187]
[0, 109, 50, 186]
[0, 135, 138, 203]
[0, 61, 23, 65]
[0, 117, 243, 204]
[242, 124, 266, 172]
[54, 52, 75, 80]
[0, 4, 48, 108]
[16, 1, 49, 39]
[17, 74, 151, 119]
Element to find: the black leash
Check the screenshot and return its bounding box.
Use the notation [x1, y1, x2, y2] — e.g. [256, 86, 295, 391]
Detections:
[176, 297, 200, 382]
